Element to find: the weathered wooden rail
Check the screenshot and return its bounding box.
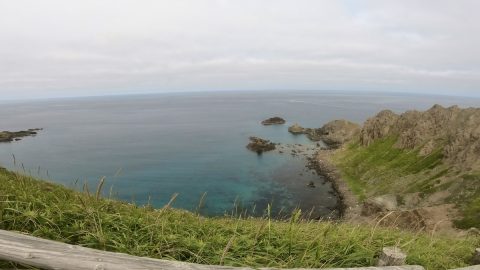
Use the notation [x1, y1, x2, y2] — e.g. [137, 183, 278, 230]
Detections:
[0, 229, 476, 270]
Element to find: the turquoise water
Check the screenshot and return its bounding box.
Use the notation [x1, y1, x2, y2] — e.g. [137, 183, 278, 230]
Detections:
[0, 91, 478, 217]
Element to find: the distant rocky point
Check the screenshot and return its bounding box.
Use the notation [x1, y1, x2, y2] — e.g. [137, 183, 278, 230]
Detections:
[261, 117, 285, 125]
[0, 128, 42, 143]
[310, 120, 361, 149]
[290, 120, 360, 149]
[246, 136, 276, 154]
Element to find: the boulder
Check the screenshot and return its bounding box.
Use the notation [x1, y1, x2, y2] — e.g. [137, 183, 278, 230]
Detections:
[377, 247, 407, 266]
[362, 194, 398, 216]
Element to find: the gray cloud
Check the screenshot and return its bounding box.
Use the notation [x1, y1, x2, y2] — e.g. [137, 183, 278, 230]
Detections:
[0, 0, 479, 99]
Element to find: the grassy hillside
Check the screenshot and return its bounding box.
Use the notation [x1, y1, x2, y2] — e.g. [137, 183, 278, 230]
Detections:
[0, 168, 478, 269]
[332, 136, 480, 229]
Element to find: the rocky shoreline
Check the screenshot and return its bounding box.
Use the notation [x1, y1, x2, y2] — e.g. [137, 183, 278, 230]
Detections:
[248, 140, 351, 219]
[281, 145, 357, 219]
[313, 149, 360, 219]
[250, 110, 474, 229]
[253, 116, 362, 219]
[250, 116, 358, 219]
[273, 142, 346, 219]
[271, 135, 455, 231]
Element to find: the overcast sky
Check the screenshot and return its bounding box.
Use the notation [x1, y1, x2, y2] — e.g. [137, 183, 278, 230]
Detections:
[1, 0, 479, 99]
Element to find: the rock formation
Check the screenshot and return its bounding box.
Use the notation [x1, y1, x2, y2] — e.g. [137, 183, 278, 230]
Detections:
[307, 120, 361, 148]
[360, 110, 399, 146]
[0, 128, 42, 142]
[361, 194, 399, 216]
[246, 137, 276, 154]
[261, 117, 286, 125]
[288, 123, 306, 134]
[326, 104, 480, 229]
[360, 104, 480, 170]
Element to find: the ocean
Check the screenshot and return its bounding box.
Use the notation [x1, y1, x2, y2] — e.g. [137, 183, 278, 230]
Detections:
[0, 91, 478, 218]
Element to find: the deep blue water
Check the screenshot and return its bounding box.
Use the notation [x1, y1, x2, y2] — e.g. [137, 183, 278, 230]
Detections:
[0, 91, 479, 217]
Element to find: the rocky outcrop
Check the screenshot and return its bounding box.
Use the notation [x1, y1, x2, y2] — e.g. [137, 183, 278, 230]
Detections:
[360, 104, 480, 170]
[307, 120, 361, 148]
[361, 202, 457, 232]
[360, 110, 399, 146]
[288, 123, 306, 134]
[246, 137, 276, 154]
[361, 194, 399, 216]
[261, 117, 285, 125]
[0, 128, 42, 142]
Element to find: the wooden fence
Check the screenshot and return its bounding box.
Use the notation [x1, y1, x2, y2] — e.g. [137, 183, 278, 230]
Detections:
[0, 229, 475, 270]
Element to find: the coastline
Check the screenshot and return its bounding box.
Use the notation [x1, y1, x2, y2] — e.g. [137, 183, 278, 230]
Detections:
[313, 149, 360, 219]
[274, 141, 357, 219]
[273, 142, 346, 219]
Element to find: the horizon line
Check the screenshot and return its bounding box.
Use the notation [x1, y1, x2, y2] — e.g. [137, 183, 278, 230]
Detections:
[1, 89, 480, 103]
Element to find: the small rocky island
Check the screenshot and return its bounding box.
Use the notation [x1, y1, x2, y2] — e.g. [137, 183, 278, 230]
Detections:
[246, 136, 276, 154]
[288, 123, 306, 134]
[261, 116, 285, 125]
[0, 128, 42, 142]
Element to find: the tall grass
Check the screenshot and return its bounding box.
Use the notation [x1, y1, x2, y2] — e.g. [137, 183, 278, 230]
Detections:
[0, 168, 478, 269]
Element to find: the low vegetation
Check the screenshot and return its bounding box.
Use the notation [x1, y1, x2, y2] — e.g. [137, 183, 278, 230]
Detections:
[0, 168, 478, 269]
[332, 136, 480, 229]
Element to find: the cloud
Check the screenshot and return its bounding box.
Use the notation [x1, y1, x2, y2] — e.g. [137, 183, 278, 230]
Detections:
[0, 0, 479, 99]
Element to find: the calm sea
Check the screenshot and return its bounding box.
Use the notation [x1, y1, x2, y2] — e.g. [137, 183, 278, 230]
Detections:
[0, 91, 478, 217]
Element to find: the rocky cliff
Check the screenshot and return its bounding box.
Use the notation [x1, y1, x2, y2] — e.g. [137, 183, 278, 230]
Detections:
[328, 104, 480, 229]
[360, 105, 480, 170]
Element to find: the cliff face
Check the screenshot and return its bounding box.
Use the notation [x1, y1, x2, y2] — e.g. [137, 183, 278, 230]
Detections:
[360, 105, 480, 170]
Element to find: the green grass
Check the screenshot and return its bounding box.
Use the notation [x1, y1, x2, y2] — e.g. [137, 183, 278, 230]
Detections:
[0, 168, 478, 269]
[333, 136, 449, 197]
[453, 173, 480, 229]
[332, 136, 480, 229]
[338, 136, 444, 177]
[455, 195, 480, 229]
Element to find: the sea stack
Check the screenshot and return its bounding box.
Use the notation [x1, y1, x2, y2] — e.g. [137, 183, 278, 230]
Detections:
[261, 117, 286, 125]
[246, 136, 276, 154]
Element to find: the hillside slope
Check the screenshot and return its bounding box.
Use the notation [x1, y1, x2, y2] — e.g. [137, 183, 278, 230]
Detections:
[331, 105, 480, 229]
